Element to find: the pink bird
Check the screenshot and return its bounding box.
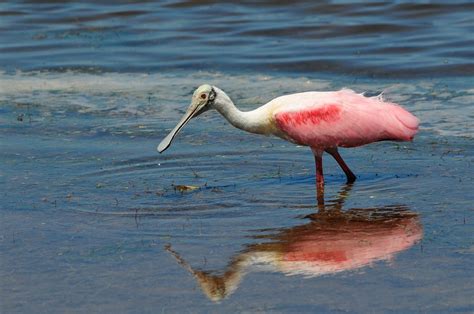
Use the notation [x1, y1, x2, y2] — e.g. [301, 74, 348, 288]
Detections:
[158, 84, 419, 204]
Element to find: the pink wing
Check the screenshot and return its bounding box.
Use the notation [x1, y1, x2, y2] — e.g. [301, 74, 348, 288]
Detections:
[273, 89, 419, 149]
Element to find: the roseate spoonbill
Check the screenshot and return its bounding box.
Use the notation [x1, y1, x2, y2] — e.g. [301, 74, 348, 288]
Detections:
[158, 84, 419, 203]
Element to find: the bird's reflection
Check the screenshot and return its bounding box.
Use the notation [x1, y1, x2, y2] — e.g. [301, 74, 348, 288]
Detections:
[165, 185, 423, 302]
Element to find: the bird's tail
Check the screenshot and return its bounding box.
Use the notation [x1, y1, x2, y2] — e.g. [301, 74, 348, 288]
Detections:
[385, 103, 419, 141]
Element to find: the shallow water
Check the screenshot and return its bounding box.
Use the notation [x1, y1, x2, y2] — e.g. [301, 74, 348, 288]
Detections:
[1, 1, 473, 313]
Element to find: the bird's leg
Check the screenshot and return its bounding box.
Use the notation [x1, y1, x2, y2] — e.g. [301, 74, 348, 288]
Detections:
[311, 148, 325, 206]
[326, 147, 356, 183]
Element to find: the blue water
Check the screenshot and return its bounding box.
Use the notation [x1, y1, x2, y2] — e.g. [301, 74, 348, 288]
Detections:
[1, 1, 473, 77]
[1, 1, 473, 313]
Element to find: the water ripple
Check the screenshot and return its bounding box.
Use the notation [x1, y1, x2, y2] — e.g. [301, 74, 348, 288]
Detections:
[0, 1, 472, 77]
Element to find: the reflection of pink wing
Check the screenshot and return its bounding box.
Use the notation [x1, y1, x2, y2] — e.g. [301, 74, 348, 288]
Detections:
[273, 89, 419, 149]
[279, 218, 422, 277]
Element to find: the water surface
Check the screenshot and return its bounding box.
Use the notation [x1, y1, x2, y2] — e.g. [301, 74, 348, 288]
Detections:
[1, 1, 473, 313]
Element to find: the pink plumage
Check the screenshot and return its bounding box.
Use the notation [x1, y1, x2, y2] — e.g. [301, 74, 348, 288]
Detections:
[273, 89, 419, 150]
[158, 84, 420, 204]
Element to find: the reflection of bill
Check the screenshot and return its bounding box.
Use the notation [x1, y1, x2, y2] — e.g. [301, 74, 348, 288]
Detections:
[165, 193, 423, 302]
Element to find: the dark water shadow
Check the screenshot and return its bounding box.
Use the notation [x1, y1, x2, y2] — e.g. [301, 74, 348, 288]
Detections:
[164, 185, 423, 302]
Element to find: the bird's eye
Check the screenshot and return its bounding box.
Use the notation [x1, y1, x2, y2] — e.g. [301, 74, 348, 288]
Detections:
[200, 93, 207, 99]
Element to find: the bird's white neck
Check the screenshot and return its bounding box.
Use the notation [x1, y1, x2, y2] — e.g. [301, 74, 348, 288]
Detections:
[212, 87, 272, 135]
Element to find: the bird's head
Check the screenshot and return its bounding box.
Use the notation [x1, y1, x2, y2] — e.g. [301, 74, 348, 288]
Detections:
[157, 84, 217, 153]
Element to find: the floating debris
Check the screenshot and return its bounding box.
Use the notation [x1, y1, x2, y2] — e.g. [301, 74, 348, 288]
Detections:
[172, 184, 200, 193]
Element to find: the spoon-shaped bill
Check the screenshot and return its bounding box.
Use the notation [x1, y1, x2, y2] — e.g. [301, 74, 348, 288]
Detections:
[157, 104, 200, 153]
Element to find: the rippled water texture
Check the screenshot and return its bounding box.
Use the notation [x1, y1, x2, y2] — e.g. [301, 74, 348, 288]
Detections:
[1, 1, 473, 77]
[1, 1, 473, 313]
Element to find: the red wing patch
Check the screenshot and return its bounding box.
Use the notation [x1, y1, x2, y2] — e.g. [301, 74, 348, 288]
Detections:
[275, 104, 342, 128]
[284, 250, 348, 263]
